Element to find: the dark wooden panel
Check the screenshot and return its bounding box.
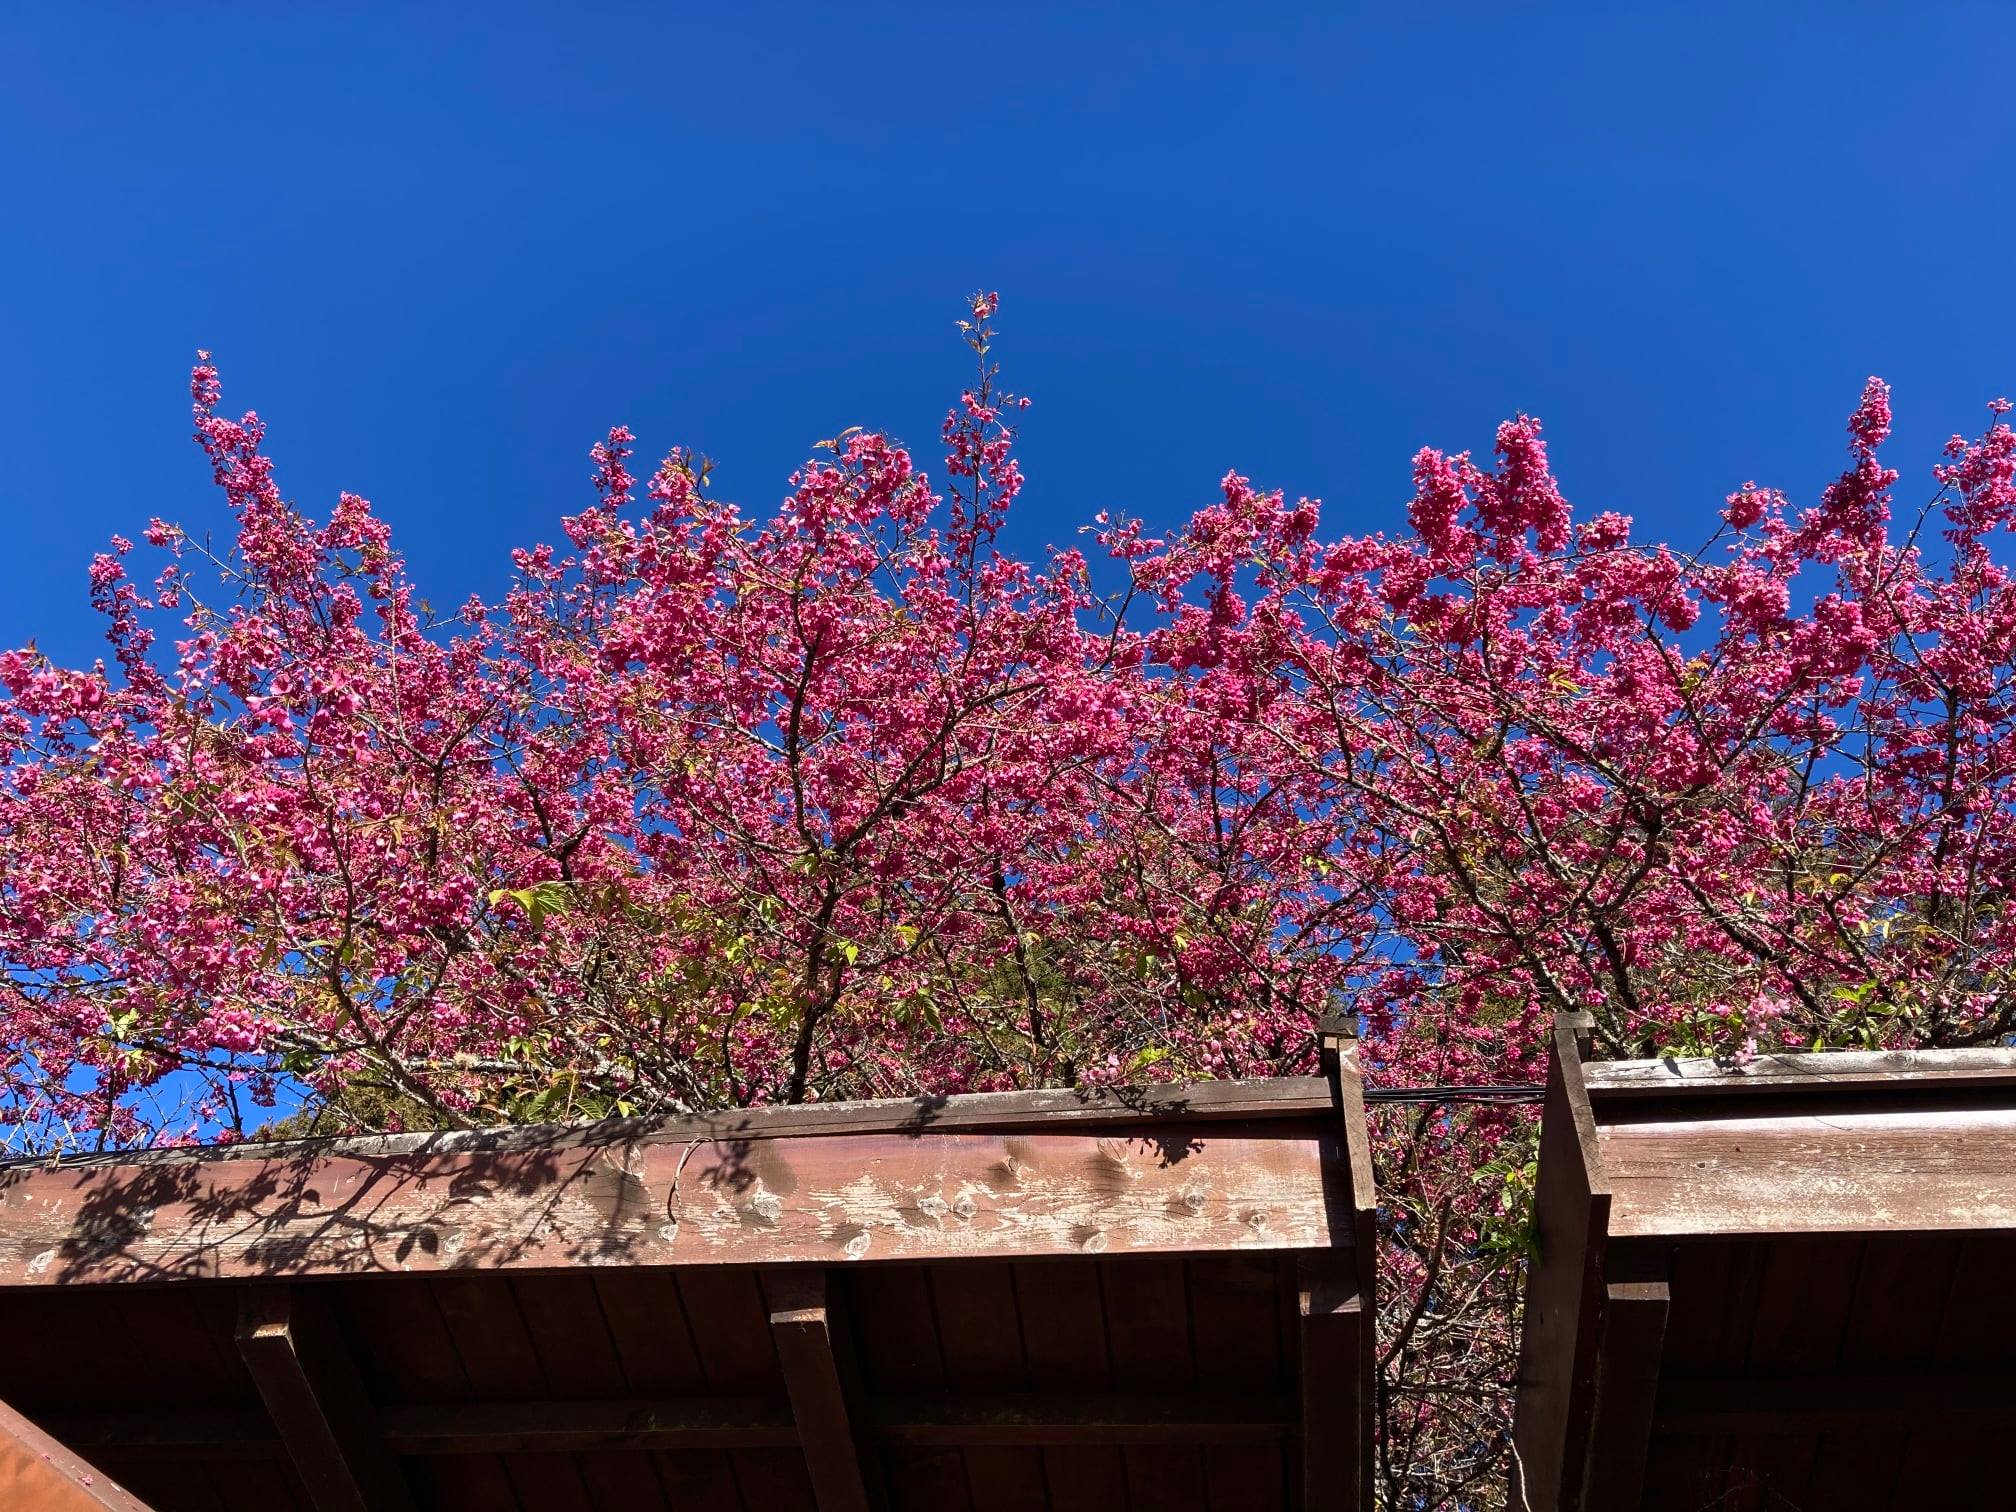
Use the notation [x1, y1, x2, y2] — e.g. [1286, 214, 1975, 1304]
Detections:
[928, 1260, 1042, 1512]
[330, 1276, 519, 1512]
[513, 1274, 671, 1510]
[1638, 1241, 1754, 1512]
[1107, 1255, 1206, 1512]
[1013, 1258, 1125, 1512]
[849, 1266, 968, 1512]
[593, 1270, 741, 1510]
[430, 1274, 595, 1511]
[1719, 1236, 1862, 1509]
[1574, 1249, 1668, 1512]
[675, 1267, 808, 1512]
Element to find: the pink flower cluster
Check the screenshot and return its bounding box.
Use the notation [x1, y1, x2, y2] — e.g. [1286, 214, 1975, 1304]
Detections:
[3, 314, 2015, 1161]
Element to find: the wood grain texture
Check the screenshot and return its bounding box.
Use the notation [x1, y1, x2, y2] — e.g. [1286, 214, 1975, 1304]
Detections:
[1584, 1047, 2016, 1101]
[4, 1078, 1335, 1172]
[0, 1124, 1341, 1285]
[1598, 1107, 2016, 1237]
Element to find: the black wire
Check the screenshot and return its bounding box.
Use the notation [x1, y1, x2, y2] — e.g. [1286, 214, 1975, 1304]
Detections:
[1363, 1084, 1545, 1104]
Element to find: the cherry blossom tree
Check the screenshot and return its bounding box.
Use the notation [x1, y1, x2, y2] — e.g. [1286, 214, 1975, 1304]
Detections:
[4, 295, 2011, 1506]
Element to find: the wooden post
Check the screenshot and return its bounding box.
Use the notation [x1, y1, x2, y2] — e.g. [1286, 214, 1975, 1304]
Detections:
[764, 1268, 882, 1512]
[1511, 1011, 1614, 1512]
[1314, 1011, 1377, 1511]
[0, 1395, 155, 1512]
[235, 1286, 414, 1512]
[1298, 1248, 1370, 1511]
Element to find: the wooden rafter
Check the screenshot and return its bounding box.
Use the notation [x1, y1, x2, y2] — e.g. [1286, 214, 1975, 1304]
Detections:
[235, 1285, 414, 1512]
[764, 1268, 881, 1512]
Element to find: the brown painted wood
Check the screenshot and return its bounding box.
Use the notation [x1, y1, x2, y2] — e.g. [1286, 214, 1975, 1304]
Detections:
[10, 1077, 1336, 1172]
[1597, 1106, 2016, 1237]
[1583, 1047, 2016, 1101]
[1011, 1258, 1124, 1512]
[1573, 1247, 1668, 1512]
[1297, 1248, 1368, 1512]
[1510, 1014, 1611, 1512]
[0, 1395, 157, 1511]
[41, 1388, 1301, 1459]
[766, 1268, 882, 1512]
[925, 1258, 1042, 1510]
[0, 1123, 1341, 1285]
[845, 1265, 971, 1512]
[1655, 1368, 2016, 1431]
[234, 1286, 415, 1512]
[1103, 1255, 1205, 1512]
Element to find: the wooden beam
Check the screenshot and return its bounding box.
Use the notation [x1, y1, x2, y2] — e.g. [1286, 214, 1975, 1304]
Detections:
[1598, 1104, 2016, 1239]
[1584, 1046, 2016, 1102]
[10, 1076, 1336, 1170]
[0, 1396, 155, 1512]
[1298, 1248, 1370, 1511]
[764, 1269, 881, 1512]
[868, 1390, 1296, 1446]
[1655, 1370, 2016, 1432]
[1510, 1012, 1613, 1512]
[235, 1286, 414, 1512]
[0, 1120, 1339, 1284]
[42, 1388, 1300, 1458]
[1574, 1251, 1669, 1512]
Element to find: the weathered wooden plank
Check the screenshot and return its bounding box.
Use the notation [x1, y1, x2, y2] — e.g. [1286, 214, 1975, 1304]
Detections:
[764, 1269, 882, 1512]
[234, 1286, 416, 1512]
[1584, 1048, 2016, 1101]
[0, 1395, 157, 1511]
[1598, 1107, 2016, 1237]
[5, 1078, 1335, 1173]
[1297, 1248, 1369, 1512]
[0, 1125, 1341, 1285]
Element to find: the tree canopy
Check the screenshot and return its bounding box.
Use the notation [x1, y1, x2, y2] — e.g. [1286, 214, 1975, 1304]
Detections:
[5, 297, 2012, 1504]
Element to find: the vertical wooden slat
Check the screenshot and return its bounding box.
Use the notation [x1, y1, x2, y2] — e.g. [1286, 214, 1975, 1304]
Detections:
[432, 1274, 592, 1511]
[512, 1275, 671, 1511]
[1314, 1014, 1378, 1512]
[1297, 1249, 1368, 1512]
[765, 1268, 882, 1512]
[235, 1286, 415, 1512]
[0, 1395, 155, 1512]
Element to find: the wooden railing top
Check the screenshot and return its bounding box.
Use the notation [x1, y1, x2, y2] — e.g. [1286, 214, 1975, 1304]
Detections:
[1583, 1045, 2016, 1103]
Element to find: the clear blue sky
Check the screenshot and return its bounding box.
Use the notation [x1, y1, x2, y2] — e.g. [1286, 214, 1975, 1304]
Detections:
[4, 5, 2012, 668]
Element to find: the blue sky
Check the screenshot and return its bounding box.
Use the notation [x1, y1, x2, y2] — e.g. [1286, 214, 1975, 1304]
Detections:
[3, 4, 2013, 670]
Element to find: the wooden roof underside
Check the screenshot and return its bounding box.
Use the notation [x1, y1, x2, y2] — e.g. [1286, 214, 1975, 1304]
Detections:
[0, 1065, 1378, 1512]
[1513, 1020, 2016, 1512]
